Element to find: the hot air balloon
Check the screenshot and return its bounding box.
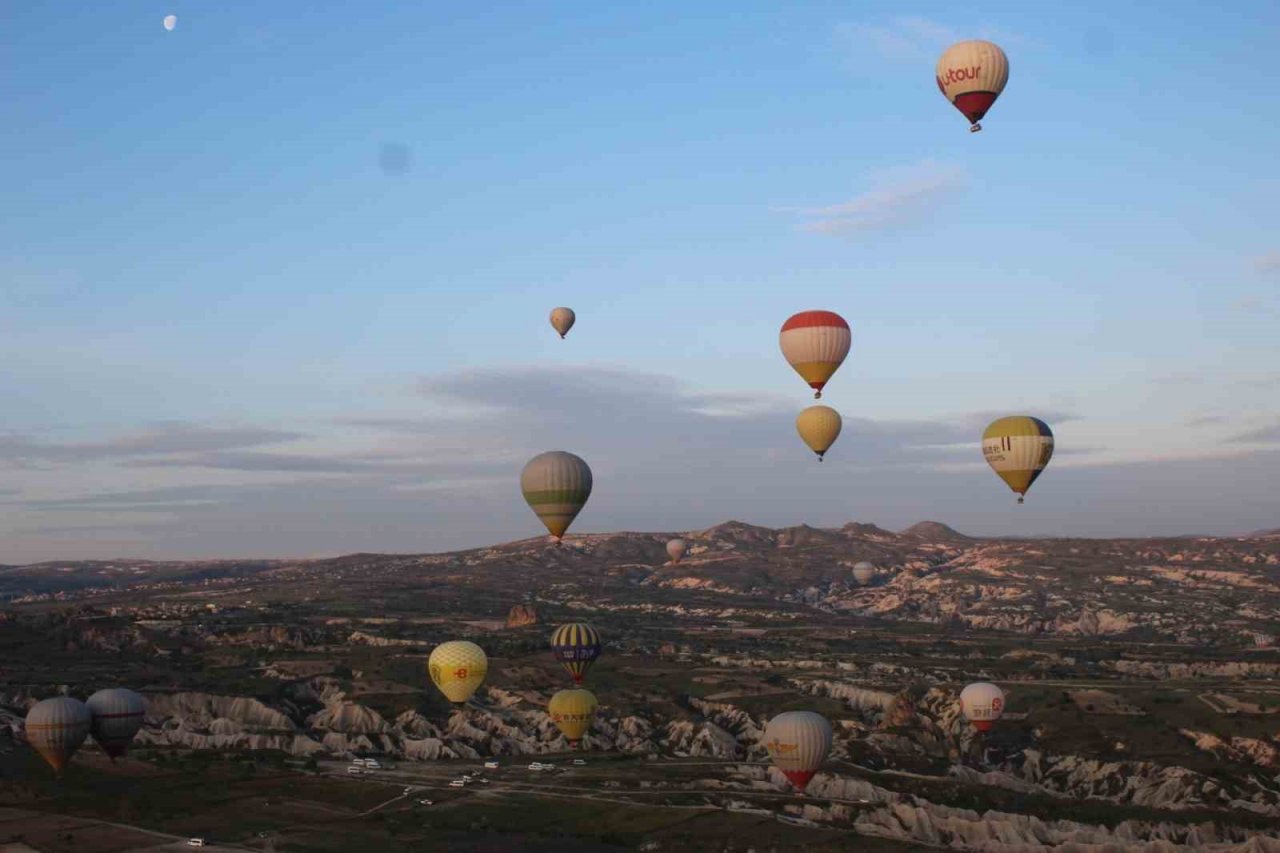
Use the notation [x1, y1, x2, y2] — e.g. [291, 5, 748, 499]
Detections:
[852, 561, 875, 586]
[763, 711, 831, 793]
[666, 538, 687, 565]
[959, 682, 1005, 732]
[162, 14, 177, 31]
[86, 688, 147, 760]
[428, 641, 488, 705]
[936, 40, 1009, 132]
[796, 405, 842, 461]
[521, 451, 592, 544]
[779, 311, 850, 399]
[548, 688, 597, 747]
[25, 697, 92, 775]
[982, 416, 1054, 504]
[549, 307, 576, 339]
[550, 623, 602, 685]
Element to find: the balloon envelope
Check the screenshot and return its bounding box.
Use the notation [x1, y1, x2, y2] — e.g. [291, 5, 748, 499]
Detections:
[550, 623, 602, 685]
[86, 688, 147, 759]
[936, 40, 1008, 130]
[25, 697, 92, 774]
[852, 562, 875, 585]
[982, 416, 1054, 503]
[428, 641, 488, 704]
[549, 307, 575, 338]
[959, 682, 1005, 731]
[763, 710, 832, 792]
[162, 14, 177, 31]
[521, 451, 592, 542]
[549, 688, 597, 744]
[666, 538, 687, 564]
[796, 405, 842, 460]
[779, 311, 850, 399]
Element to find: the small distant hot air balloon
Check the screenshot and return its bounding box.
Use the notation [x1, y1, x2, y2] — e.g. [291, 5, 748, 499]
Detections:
[521, 451, 592, 544]
[548, 688, 597, 748]
[549, 307, 576, 339]
[666, 538, 687, 565]
[763, 711, 831, 793]
[25, 697, 92, 776]
[796, 405, 842, 461]
[982, 416, 1054, 504]
[428, 641, 488, 705]
[779, 311, 850, 399]
[86, 688, 147, 760]
[550, 623, 602, 685]
[162, 14, 177, 31]
[936, 40, 1009, 132]
[959, 682, 1005, 732]
[852, 561, 875, 586]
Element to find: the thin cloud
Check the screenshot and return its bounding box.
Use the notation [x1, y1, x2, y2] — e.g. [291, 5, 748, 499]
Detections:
[1253, 252, 1280, 274]
[836, 16, 1024, 63]
[1227, 421, 1280, 444]
[781, 160, 967, 236]
[0, 422, 303, 464]
[1186, 415, 1228, 427]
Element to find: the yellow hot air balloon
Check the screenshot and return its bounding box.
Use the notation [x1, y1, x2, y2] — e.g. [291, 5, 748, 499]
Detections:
[779, 311, 851, 399]
[665, 538, 687, 564]
[982, 416, 1054, 504]
[796, 405, 842, 461]
[548, 688, 597, 746]
[25, 697, 92, 776]
[428, 641, 488, 704]
[936, 40, 1009, 132]
[549, 307, 576, 339]
[521, 451, 592, 543]
[763, 711, 832, 793]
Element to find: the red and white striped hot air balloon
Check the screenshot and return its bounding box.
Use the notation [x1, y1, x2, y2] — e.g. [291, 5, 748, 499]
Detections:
[936, 40, 1009, 133]
[779, 311, 851, 400]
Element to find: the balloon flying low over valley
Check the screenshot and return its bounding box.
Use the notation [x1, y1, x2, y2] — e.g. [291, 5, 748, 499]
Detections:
[0, 2, 1277, 563]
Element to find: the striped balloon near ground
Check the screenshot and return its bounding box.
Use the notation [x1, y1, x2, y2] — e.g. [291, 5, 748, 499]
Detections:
[86, 688, 147, 759]
[779, 311, 851, 399]
[550, 622, 602, 685]
[981, 416, 1054, 503]
[936, 40, 1009, 131]
[520, 451, 593, 542]
[25, 697, 92, 775]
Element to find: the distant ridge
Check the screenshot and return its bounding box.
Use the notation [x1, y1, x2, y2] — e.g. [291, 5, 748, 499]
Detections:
[899, 521, 974, 541]
[1248, 528, 1280, 539]
[840, 522, 897, 538]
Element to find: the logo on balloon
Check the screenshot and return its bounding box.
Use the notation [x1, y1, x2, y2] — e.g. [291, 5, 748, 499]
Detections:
[454, 667, 468, 679]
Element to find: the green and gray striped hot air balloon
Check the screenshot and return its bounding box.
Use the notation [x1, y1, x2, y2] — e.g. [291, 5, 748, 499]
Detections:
[520, 451, 592, 544]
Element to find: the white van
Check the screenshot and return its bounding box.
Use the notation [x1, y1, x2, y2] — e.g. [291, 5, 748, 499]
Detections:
[484, 761, 499, 769]
[347, 767, 363, 775]
[364, 758, 381, 769]
[350, 758, 367, 767]
[448, 780, 466, 788]
[187, 840, 206, 848]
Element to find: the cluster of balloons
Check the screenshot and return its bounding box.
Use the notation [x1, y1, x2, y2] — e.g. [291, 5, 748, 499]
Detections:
[24, 688, 147, 776]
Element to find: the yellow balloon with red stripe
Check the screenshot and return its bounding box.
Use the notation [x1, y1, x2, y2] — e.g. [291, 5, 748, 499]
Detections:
[428, 641, 488, 704]
[779, 311, 851, 399]
[936, 40, 1009, 132]
[549, 688, 598, 745]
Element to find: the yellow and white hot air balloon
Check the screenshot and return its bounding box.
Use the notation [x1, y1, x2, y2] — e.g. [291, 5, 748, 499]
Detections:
[852, 561, 875, 586]
[763, 710, 832, 793]
[549, 307, 576, 339]
[665, 538, 687, 565]
[25, 697, 92, 776]
[796, 405, 842, 461]
[959, 682, 1005, 732]
[936, 40, 1009, 132]
[521, 451, 592, 544]
[779, 311, 850, 399]
[548, 688, 597, 747]
[982, 416, 1054, 504]
[86, 688, 147, 760]
[428, 641, 488, 704]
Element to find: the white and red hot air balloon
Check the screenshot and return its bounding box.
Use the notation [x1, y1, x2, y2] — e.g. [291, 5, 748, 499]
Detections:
[959, 682, 1005, 732]
[936, 40, 1009, 133]
[779, 311, 851, 400]
[763, 710, 832, 793]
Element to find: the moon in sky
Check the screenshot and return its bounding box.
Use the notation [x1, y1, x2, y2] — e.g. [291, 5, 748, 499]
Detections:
[163, 15, 177, 31]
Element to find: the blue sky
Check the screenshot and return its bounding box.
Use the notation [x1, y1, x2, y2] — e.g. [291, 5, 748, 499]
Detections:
[1, 2, 1277, 561]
